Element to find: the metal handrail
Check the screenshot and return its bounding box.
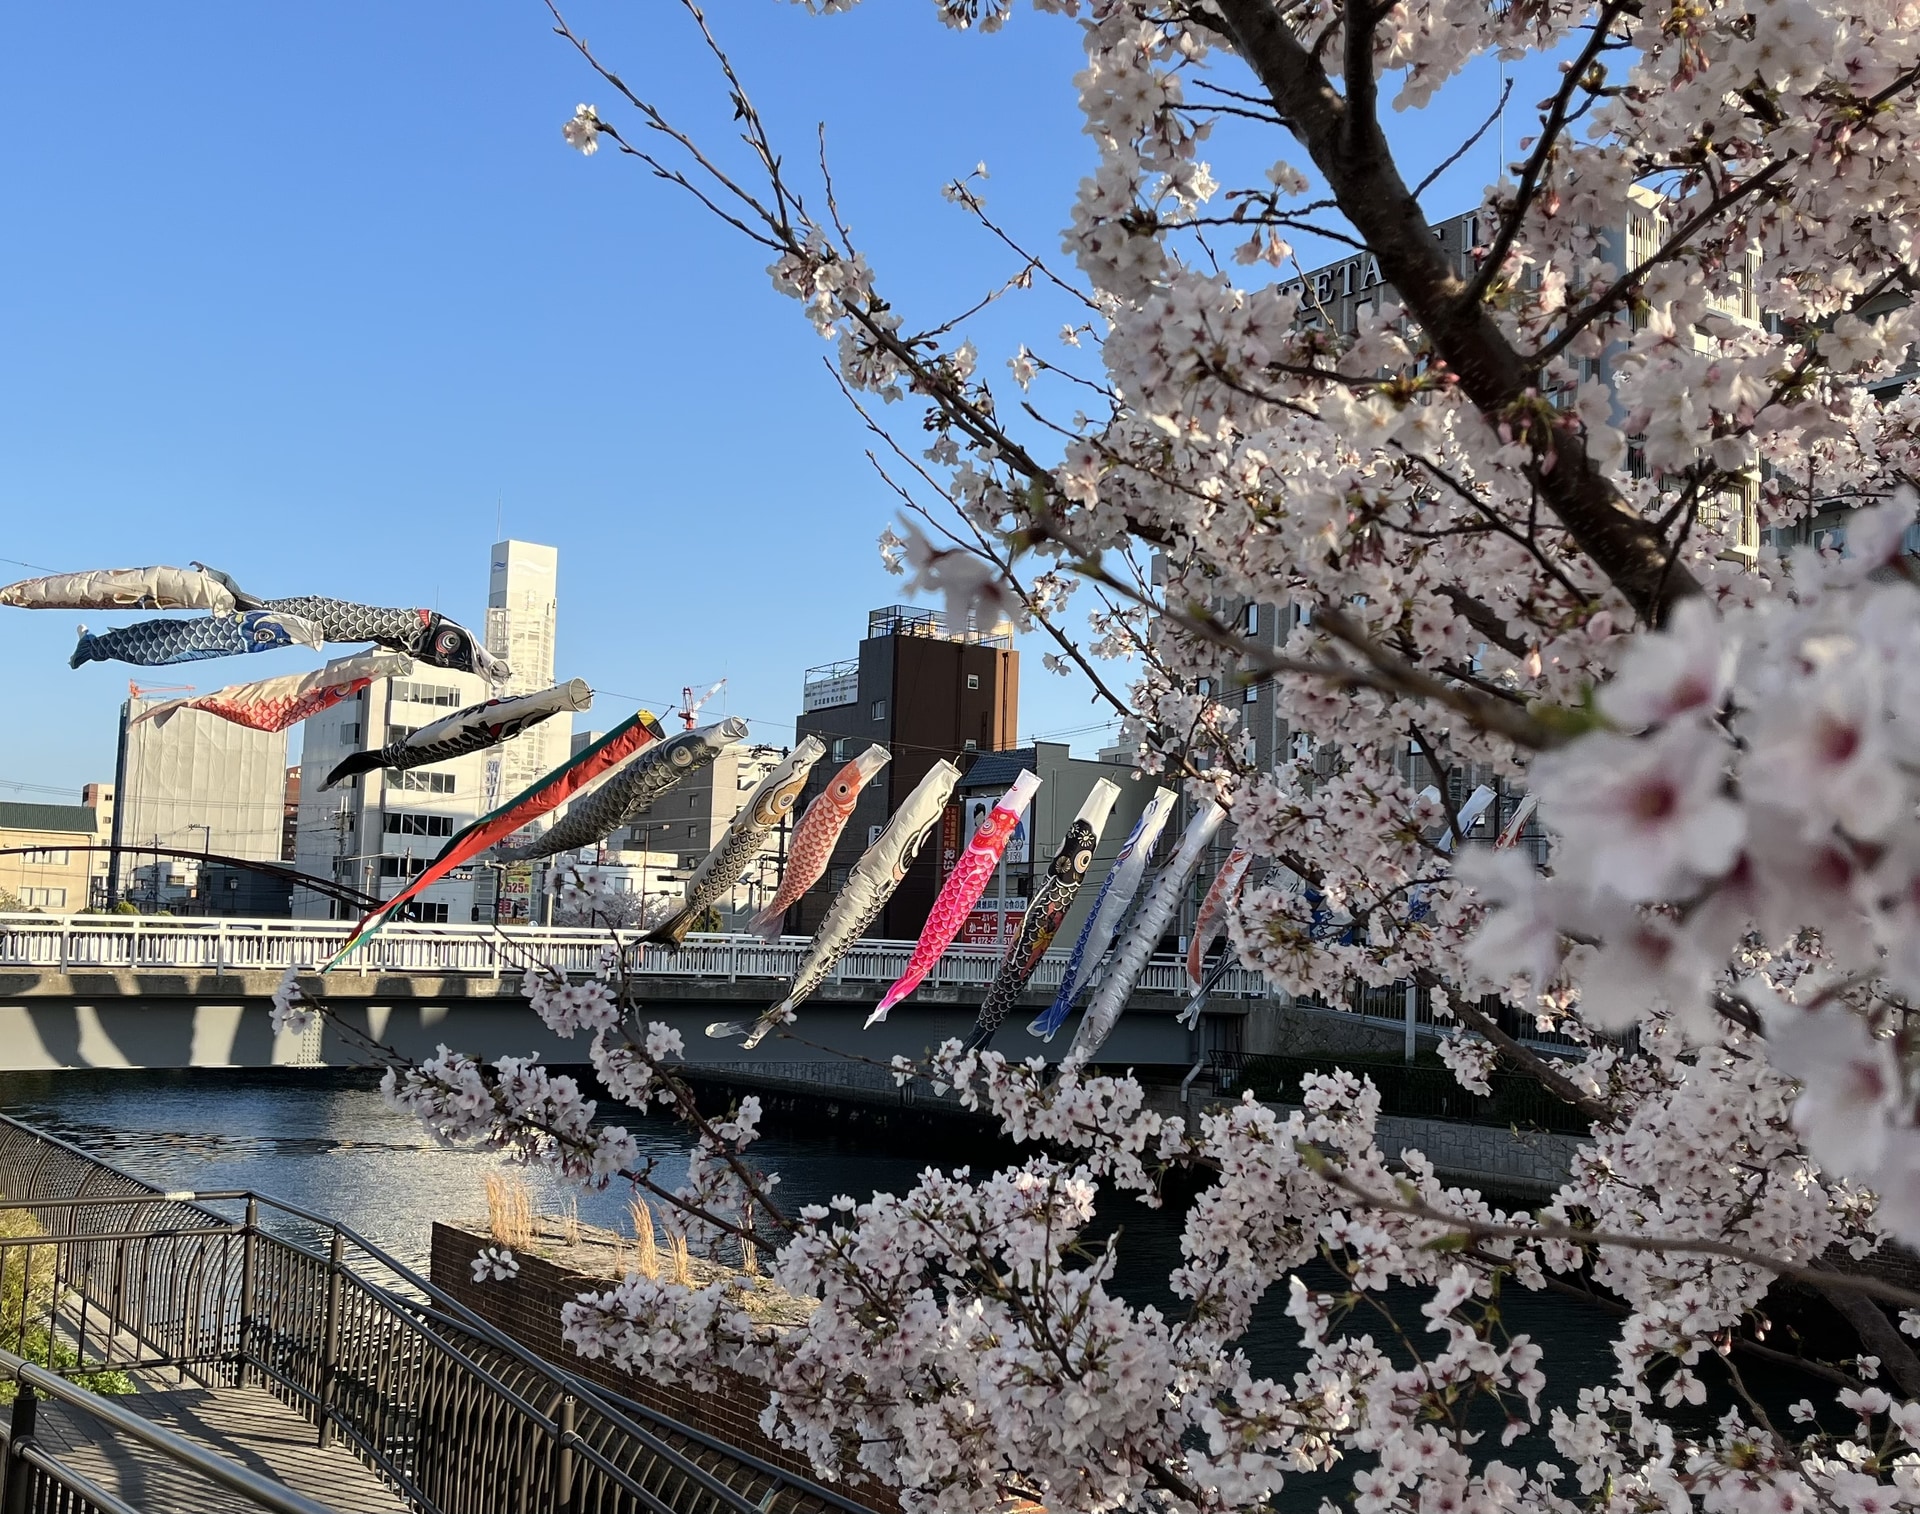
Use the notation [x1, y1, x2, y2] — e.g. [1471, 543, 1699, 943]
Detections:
[0, 1115, 880, 1514]
[15, 1442, 144, 1514]
[0, 913, 1274, 999]
[0, 1354, 339, 1514]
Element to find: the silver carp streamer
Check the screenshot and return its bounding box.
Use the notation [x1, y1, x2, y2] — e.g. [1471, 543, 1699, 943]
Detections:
[648, 736, 826, 946]
[1064, 799, 1226, 1068]
[1029, 786, 1177, 1041]
[710, 760, 961, 1050]
[0, 564, 251, 613]
[1178, 943, 1244, 1030]
[493, 717, 748, 862]
[324, 679, 593, 789]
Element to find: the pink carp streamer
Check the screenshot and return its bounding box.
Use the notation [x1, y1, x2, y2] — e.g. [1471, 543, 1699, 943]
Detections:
[749, 743, 891, 938]
[1186, 847, 1252, 985]
[866, 769, 1041, 1025]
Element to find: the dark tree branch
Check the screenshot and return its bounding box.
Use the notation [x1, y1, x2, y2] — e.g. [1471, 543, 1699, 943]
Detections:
[1202, 0, 1701, 623]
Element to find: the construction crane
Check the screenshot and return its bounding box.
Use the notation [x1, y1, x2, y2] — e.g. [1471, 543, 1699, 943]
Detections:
[127, 680, 196, 701]
[678, 679, 726, 730]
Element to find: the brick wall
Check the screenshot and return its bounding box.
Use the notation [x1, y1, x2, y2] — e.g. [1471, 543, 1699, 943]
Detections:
[431, 1222, 899, 1514]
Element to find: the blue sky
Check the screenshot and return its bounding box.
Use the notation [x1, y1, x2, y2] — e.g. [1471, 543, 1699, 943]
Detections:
[0, 1, 1546, 800]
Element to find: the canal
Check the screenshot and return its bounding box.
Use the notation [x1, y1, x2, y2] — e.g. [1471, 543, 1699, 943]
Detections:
[0, 1065, 1734, 1499]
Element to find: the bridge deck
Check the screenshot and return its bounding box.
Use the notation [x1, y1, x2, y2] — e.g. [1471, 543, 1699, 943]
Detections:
[33, 1383, 405, 1513]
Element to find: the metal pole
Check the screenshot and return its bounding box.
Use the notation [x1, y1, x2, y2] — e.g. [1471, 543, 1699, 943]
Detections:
[316, 1231, 344, 1448]
[239, 1197, 259, 1386]
[2, 1383, 36, 1513]
[1404, 980, 1418, 1064]
[554, 1392, 577, 1514]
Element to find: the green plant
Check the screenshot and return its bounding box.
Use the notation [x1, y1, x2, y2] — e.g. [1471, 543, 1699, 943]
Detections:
[0, 1209, 134, 1398]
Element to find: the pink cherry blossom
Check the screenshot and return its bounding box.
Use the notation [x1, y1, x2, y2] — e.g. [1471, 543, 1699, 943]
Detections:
[1530, 722, 1744, 902]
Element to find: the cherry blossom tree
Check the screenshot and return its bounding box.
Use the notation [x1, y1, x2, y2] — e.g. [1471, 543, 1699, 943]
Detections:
[282, 0, 1920, 1505]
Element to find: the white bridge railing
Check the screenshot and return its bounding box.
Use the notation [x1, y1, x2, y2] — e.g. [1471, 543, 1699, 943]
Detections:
[0, 914, 1274, 1000]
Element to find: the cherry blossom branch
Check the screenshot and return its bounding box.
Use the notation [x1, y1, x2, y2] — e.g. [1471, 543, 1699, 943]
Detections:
[1061, 550, 1564, 751]
[1460, 5, 1629, 310]
[1202, 0, 1701, 620]
[1315, 1159, 1920, 1311]
[1412, 78, 1512, 202]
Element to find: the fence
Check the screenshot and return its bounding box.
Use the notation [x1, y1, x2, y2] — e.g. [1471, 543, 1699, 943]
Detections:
[1326, 980, 1583, 1053]
[0, 1115, 880, 1514]
[0, 915, 1272, 1000]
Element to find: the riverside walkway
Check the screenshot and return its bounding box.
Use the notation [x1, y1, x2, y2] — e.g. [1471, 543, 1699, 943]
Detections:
[0, 1114, 881, 1514]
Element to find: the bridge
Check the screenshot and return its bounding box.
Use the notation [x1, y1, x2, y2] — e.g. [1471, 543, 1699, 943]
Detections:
[0, 914, 1275, 1078]
[0, 1111, 881, 1514]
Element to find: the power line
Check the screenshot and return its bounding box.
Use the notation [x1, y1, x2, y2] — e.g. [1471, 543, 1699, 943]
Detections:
[0, 776, 85, 801]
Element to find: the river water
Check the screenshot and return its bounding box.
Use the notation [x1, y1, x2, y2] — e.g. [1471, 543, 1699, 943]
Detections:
[0, 1067, 1637, 1498]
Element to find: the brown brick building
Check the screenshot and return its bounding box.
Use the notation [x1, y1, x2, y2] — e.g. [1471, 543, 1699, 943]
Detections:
[787, 607, 1017, 940]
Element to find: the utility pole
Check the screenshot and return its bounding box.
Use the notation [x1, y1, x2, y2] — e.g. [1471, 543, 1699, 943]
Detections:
[187, 824, 210, 914]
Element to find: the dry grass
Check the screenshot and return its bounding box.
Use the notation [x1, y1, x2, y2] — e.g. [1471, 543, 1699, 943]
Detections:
[466, 1197, 811, 1329]
[561, 1195, 581, 1249]
[629, 1197, 660, 1280]
[485, 1172, 534, 1250]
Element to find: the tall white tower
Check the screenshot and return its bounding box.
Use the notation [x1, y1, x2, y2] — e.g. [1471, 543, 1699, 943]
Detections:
[485, 540, 563, 805]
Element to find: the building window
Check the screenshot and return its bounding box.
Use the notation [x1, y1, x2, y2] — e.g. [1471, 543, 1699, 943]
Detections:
[340, 722, 361, 744]
[966, 674, 980, 690]
[963, 739, 978, 751]
[1243, 603, 1259, 635]
[827, 865, 851, 893]
[1244, 683, 1259, 704]
[392, 682, 462, 708]
[383, 813, 454, 838]
[868, 825, 883, 846]
[1196, 677, 1213, 697]
[832, 737, 857, 761]
[392, 772, 456, 794]
[21, 849, 70, 866]
[20, 888, 66, 909]
[871, 700, 887, 722]
[378, 856, 427, 878]
[403, 901, 449, 923]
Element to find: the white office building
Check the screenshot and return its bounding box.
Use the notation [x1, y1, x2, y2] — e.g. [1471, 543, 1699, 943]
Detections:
[291, 664, 492, 922]
[484, 540, 565, 808]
